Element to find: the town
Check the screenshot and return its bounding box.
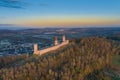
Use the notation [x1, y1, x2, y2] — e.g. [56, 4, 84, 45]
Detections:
[0, 28, 120, 56]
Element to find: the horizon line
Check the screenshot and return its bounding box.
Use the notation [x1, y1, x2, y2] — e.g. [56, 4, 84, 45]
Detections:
[0, 26, 120, 30]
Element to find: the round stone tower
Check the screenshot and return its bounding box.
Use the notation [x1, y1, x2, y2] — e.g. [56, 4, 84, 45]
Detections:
[34, 44, 38, 54]
[54, 36, 59, 45]
[62, 35, 66, 42]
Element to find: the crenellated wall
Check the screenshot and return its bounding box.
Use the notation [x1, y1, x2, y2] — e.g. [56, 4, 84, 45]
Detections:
[34, 35, 69, 55]
[34, 39, 69, 55]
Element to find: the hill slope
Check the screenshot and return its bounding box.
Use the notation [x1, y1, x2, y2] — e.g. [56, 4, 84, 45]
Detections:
[0, 37, 116, 80]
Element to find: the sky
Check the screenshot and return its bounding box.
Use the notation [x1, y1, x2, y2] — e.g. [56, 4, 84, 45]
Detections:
[0, 0, 120, 29]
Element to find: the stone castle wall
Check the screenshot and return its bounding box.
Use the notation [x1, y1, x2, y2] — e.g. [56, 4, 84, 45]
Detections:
[34, 40, 69, 55]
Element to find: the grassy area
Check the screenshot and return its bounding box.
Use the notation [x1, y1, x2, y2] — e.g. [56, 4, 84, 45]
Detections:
[111, 55, 120, 80]
[112, 55, 120, 67]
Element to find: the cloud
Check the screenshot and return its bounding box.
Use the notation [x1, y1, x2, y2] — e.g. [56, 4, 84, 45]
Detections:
[0, 0, 24, 9]
[0, 0, 49, 9]
[0, 24, 16, 26]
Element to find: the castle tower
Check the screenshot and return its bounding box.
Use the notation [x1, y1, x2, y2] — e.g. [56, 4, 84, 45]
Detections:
[54, 36, 59, 45]
[62, 35, 66, 42]
[34, 44, 38, 54]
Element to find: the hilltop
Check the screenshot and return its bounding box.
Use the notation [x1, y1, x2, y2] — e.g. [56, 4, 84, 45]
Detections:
[0, 37, 119, 80]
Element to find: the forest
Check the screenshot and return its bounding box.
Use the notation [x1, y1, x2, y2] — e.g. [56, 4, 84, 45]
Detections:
[0, 37, 119, 80]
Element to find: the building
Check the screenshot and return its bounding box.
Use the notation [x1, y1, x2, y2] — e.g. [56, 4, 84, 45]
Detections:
[34, 35, 69, 55]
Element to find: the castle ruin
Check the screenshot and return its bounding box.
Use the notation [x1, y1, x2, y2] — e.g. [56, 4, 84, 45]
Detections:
[34, 35, 69, 55]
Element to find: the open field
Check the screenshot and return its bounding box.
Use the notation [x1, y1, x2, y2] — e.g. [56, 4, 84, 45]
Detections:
[112, 55, 120, 67]
[111, 55, 120, 80]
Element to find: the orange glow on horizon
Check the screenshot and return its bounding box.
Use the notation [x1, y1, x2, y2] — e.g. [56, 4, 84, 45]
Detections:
[3, 16, 120, 27]
[21, 19, 120, 27]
